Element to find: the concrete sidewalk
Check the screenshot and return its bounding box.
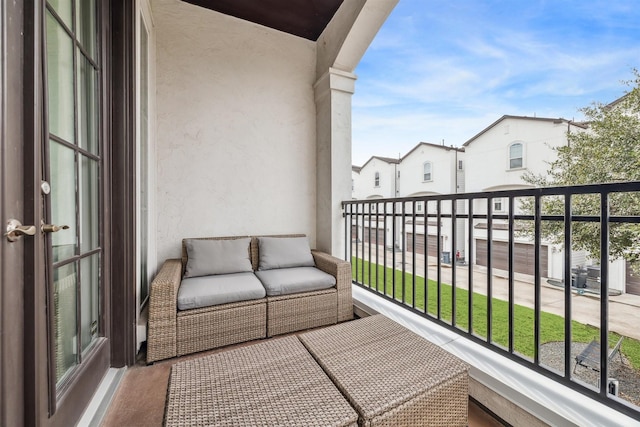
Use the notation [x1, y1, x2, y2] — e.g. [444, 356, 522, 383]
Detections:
[353, 243, 640, 341]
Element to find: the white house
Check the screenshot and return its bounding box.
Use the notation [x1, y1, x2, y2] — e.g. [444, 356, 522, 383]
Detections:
[463, 115, 583, 280]
[351, 143, 463, 260]
[398, 142, 465, 260]
[351, 115, 631, 294]
[353, 155, 400, 199]
[350, 156, 399, 247]
[462, 115, 629, 293]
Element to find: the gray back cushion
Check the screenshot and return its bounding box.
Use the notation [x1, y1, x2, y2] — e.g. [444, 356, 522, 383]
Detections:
[258, 236, 315, 271]
[184, 238, 252, 278]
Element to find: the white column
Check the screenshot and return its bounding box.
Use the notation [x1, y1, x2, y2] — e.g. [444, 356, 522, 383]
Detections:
[315, 67, 356, 257]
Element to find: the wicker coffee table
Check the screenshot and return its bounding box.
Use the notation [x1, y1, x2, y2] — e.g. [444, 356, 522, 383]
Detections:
[165, 335, 358, 426]
[299, 315, 469, 426]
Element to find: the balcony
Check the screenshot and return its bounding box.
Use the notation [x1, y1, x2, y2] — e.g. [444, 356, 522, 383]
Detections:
[95, 183, 640, 427]
[344, 181, 640, 425]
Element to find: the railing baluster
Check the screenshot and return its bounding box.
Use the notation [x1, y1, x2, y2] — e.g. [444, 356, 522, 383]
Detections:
[564, 194, 573, 380]
[412, 200, 417, 309]
[424, 201, 428, 314]
[599, 191, 610, 397]
[375, 203, 380, 293]
[508, 196, 515, 354]
[468, 200, 474, 334]
[355, 203, 360, 285]
[384, 202, 388, 297]
[534, 194, 542, 365]
[361, 202, 366, 288]
[392, 201, 396, 300]
[368, 201, 372, 289]
[436, 199, 442, 320]
[402, 201, 406, 304]
[452, 199, 457, 327]
[487, 198, 493, 343]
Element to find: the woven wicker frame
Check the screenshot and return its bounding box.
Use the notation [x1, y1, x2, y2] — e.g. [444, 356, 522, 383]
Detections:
[147, 235, 353, 363]
[299, 315, 469, 427]
[177, 299, 266, 356]
[165, 336, 358, 427]
[267, 289, 337, 337]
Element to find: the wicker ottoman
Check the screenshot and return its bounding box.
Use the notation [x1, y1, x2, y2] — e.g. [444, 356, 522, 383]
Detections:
[299, 315, 469, 427]
[165, 335, 358, 427]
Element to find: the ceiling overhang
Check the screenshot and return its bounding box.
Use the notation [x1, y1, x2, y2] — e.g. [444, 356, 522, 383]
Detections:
[181, 0, 344, 41]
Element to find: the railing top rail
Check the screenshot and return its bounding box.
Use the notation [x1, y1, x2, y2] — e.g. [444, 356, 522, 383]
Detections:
[344, 180, 640, 206]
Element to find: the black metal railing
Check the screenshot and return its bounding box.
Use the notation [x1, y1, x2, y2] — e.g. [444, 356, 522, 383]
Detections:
[343, 181, 640, 419]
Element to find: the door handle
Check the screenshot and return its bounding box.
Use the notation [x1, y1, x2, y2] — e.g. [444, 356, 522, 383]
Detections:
[5, 219, 37, 242]
[41, 223, 70, 233]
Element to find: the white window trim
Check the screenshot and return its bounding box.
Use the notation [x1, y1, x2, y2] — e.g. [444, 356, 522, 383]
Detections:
[508, 142, 524, 170]
[422, 161, 433, 182]
[374, 171, 380, 188]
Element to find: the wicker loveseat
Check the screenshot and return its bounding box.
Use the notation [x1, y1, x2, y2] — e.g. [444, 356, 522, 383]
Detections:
[146, 234, 353, 363]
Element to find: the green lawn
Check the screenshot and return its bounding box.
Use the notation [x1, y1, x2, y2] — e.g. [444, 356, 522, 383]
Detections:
[352, 258, 640, 370]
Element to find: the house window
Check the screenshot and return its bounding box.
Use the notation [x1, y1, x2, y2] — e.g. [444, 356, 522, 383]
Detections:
[493, 198, 503, 212]
[417, 202, 423, 212]
[509, 142, 523, 169]
[423, 162, 432, 181]
[458, 160, 463, 170]
[352, 179, 354, 191]
[374, 172, 380, 187]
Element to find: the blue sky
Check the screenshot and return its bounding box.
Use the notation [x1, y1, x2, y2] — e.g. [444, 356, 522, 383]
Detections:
[352, 0, 640, 165]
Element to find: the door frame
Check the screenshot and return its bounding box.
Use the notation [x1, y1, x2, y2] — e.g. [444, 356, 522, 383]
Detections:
[17, 1, 138, 426]
[110, 0, 138, 369]
[1, 1, 27, 426]
[22, 1, 113, 425]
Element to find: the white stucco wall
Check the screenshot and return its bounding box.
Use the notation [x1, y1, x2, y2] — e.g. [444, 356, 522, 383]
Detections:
[152, 0, 317, 263]
[356, 158, 397, 199]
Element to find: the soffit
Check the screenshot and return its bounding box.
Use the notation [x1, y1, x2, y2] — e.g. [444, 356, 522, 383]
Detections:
[181, 0, 344, 41]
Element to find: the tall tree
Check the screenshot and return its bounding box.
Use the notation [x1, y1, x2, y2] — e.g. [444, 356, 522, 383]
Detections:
[521, 70, 640, 264]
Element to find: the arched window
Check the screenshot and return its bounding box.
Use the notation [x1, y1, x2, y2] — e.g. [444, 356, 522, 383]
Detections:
[423, 162, 432, 181]
[374, 172, 380, 187]
[509, 142, 523, 169]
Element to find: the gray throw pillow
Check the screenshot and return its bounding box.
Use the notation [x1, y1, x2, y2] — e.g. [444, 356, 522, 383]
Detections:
[184, 238, 253, 278]
[258, 236, 315, 270]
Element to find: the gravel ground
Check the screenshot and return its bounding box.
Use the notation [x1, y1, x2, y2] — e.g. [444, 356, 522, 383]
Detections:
[539, 341, 640, 406]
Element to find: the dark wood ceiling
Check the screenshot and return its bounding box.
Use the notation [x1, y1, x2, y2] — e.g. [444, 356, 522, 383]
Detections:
[181, 0, 344, 41]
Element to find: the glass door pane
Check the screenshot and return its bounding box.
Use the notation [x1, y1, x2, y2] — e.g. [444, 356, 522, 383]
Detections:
[76, 0, 96, 60]
[79, 155, 99, 251]
[46, 11, 75, 144]
[54, 262, 78, 384]
[80, 254, 99, 352]
[77, 52, 98, 154]
[45, 0, 102, 390]
[49, 140, 77, 262]
[48, 0, 73, 29]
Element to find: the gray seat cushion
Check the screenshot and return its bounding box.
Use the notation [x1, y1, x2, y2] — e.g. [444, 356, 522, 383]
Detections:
[177, 272, 266, 310]
[255, 267, 336, 296]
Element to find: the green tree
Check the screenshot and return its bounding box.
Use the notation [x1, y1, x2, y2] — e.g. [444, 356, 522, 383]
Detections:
[521, 70, 640, 264]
